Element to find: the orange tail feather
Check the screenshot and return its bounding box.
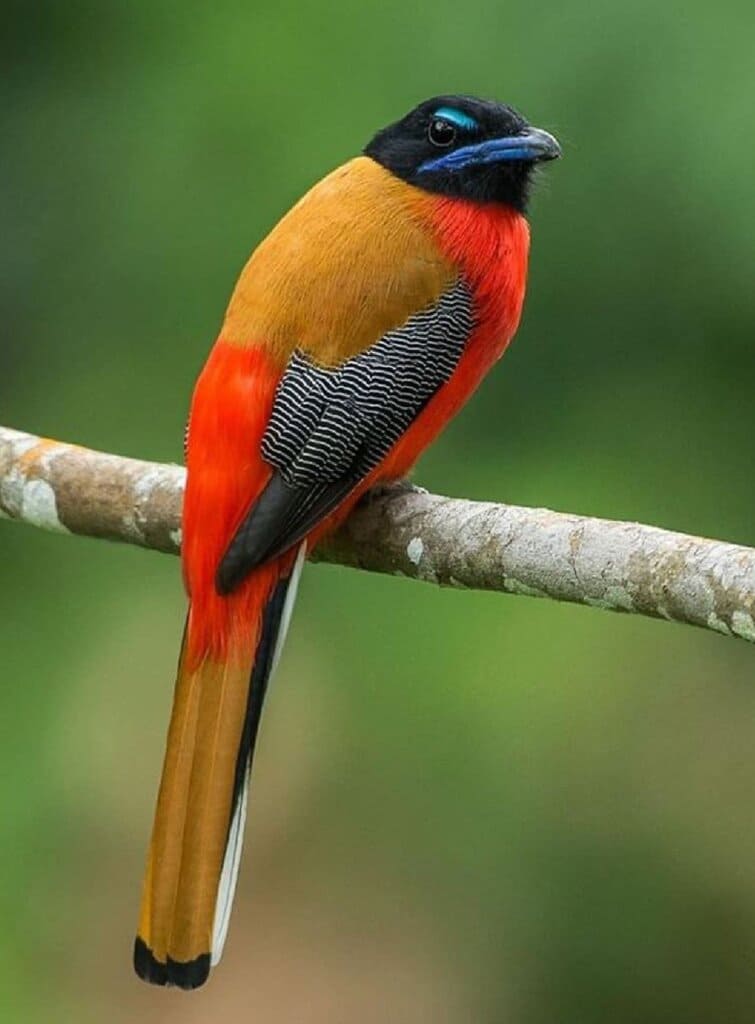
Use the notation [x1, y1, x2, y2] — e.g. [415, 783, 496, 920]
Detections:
[135, 547, 304, 989]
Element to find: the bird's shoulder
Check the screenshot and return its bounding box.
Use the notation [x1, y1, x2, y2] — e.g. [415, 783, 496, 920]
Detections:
[221, 157, 458, 366]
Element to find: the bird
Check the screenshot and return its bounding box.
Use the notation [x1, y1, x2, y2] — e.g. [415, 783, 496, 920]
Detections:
[133, 94, 560, 989]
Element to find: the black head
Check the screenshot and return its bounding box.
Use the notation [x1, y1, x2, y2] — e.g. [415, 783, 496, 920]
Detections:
[364, 95, 560, 212]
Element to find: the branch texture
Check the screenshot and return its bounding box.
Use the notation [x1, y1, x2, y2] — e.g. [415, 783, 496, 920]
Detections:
[2, 425, 754, 644]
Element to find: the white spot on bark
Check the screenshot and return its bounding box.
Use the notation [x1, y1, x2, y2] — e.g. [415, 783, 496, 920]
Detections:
[20, 479, 68, 533]
[133, 467, 166, 501]
[9, 436, 38, 459]
[120, 511, 138, 539]
[731, 610, 755, 642]
[407, 537, 424, 565]
[707, 612, 731, 636]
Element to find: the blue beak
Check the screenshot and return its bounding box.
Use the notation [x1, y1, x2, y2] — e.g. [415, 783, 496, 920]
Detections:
[419, 126, 561, 175]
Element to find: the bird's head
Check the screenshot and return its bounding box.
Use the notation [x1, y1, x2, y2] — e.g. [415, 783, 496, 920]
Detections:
[364, 95, 560, 212]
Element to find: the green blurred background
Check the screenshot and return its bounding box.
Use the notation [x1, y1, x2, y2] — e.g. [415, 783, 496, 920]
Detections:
[3, 2, 755, 1020]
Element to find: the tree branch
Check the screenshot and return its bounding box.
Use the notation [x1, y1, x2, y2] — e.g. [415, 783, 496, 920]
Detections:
[1, 424, 754, 644]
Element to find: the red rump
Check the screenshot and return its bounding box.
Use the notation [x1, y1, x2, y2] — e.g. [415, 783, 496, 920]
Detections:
[182, 343, 289, 666]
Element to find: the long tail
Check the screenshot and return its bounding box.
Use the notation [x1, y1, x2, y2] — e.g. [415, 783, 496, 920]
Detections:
[134, 544, 306, 989]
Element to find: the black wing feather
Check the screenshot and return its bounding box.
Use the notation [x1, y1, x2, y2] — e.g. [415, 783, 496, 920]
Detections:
[216, 279, 474, 594]
[217, 472, 357, 594]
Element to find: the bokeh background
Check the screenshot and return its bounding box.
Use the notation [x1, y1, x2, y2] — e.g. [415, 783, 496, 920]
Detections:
[3, 2, 755, 1021]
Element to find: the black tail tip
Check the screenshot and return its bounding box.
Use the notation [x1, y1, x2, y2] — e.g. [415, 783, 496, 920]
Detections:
[133, 936, 211, 990]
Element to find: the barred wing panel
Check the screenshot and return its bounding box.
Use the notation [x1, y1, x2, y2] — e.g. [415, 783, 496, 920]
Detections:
[217, 280, 474, 593]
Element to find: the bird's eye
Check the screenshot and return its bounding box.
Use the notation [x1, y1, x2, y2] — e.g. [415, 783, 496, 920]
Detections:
[428, 118, 457, 148]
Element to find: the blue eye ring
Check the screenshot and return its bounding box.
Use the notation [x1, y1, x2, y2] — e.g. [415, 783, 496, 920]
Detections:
[428, 117, 456, 148]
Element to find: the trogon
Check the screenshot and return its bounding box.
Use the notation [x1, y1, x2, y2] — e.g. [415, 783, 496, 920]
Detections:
[134, 94, 560, 988]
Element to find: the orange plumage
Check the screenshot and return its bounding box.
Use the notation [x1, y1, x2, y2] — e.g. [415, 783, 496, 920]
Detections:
[135, 95, 557, 989]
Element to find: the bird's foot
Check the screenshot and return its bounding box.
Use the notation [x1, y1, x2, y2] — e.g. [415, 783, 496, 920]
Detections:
[363, 478, 426, 505]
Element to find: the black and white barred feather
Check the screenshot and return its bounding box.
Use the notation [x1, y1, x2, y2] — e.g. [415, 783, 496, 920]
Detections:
[262, 278, 474, 485]
[217, 278, 474, 593]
